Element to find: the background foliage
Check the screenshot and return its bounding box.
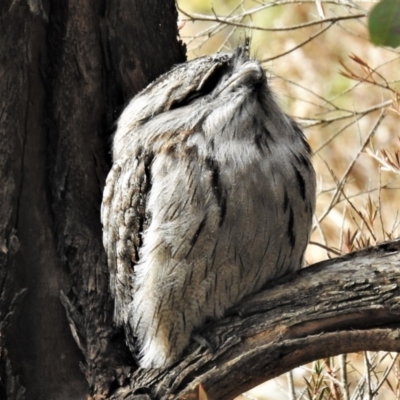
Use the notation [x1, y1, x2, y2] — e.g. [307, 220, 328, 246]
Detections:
[176, 1, 400, 399]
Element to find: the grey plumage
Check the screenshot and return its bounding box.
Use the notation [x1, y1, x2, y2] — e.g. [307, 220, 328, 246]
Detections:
[101, 45, 316, 369]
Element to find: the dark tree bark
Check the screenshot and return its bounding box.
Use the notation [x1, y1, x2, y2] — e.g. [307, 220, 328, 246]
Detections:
[2, 1, 400, 400]
[0, 1, 185, 399]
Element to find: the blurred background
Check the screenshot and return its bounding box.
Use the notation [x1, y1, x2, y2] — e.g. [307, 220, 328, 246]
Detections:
[176, 1, 400, 399]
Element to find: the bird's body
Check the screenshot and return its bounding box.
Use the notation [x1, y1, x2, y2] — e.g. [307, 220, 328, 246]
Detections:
[101, 46, 316, 368]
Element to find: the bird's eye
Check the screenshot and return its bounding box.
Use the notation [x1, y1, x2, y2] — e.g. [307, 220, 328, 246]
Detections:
[169, 62, 229, 110]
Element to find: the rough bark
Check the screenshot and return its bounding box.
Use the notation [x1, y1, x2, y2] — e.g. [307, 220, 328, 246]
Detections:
[110, 239, 400, 400]
[0, 0, 185, 399]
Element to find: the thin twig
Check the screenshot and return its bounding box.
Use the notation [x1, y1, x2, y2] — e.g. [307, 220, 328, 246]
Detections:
[301, 99, 392, 127]
[372, 353, 399, 396]
[309, 241, 342, 256]
[179, 10, 366, 32]
[317, 110, 386, 227]
[364, 352, 373, 400]
[340, 354, 350, 400]
[262, 22, 335, 63]
[287, 371, 296, 400]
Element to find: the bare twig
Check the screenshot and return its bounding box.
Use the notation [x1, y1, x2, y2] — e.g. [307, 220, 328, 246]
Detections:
[340, 354, 350, 400]
[179, 9, 366, 33]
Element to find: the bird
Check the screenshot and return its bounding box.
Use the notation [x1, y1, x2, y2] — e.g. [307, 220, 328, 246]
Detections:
[101, 42, 316, 369]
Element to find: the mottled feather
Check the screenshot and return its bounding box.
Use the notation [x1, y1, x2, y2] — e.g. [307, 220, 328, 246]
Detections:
[101, 46, 316, 368]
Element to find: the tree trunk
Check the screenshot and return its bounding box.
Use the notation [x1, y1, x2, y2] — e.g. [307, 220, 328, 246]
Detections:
[0, 1, 185, 399]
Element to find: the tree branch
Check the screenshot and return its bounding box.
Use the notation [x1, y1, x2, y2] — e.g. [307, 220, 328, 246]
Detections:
[110, 239, 400, 400]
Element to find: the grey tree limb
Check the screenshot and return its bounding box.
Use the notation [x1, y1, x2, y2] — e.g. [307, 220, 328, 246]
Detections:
[110, 239, 400, 400]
